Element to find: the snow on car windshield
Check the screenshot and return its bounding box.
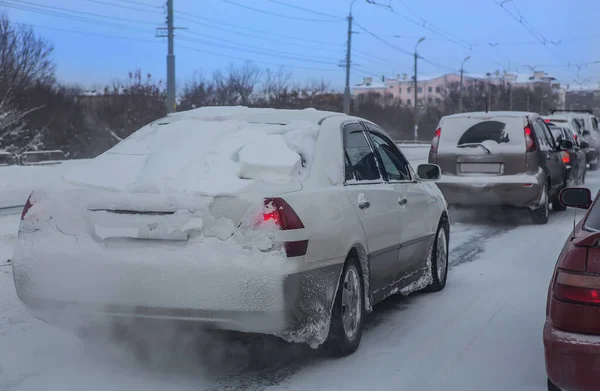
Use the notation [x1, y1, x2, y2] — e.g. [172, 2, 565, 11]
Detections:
[63, 116, 319, 195]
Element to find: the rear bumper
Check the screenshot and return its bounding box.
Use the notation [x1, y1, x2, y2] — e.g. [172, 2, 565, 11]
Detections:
[12, 228, 343, 346]
[435, 172, 544, 208]
[544, 319, 600, 391]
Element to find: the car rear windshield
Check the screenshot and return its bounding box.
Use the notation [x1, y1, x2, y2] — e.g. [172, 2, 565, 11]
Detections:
[439, 116, 525, 151]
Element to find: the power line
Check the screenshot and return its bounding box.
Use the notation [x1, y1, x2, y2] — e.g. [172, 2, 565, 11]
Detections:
[121, 0, 161, 8]
[0, 2, 155, 32]
[14, 21, 157, 43]
[220, 0, 344, 22]
[266, 0, 342, 20]
[364, 0, 507, 69]
[177, 44, 339, 72]
[182, 31, 342, 63]
[178, 35, 340, 66]
[2, 0, 157, 26]
[492, 0, 568, 66]
[174, 12, 344, 47]
[82, 0, 162, 14]
[353, 18, 459, 72]
[176, 14, 342, 52]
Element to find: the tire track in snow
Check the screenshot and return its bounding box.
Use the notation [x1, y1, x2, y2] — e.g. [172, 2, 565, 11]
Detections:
[448, 226, 511, 268]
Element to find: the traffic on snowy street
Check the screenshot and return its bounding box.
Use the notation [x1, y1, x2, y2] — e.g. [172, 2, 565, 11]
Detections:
[1, 0, 598, 390]
[1, 106, 600, 391]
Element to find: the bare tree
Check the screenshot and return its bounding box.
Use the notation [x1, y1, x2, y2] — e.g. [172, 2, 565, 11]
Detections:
[0, 91, 42, 151]
[0, 15, 55, 94]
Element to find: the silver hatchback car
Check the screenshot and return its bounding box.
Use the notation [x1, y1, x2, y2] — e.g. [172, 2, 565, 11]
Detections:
[428, 111, 571, 224]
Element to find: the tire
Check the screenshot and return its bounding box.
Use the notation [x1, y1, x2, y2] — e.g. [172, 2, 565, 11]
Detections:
[325, 256, 364, 357]
[531, 185, 550, 224]
[552, 189, 567, 212]
[425, 217, 449, 292]
[547, 378, 561, 391]
[590, 163, 598, 171]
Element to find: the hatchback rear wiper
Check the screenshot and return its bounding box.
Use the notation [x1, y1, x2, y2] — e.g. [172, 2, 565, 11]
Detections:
[457, 143, 491, 154]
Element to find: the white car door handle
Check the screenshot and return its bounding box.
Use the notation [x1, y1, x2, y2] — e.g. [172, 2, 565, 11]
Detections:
[358, 201, 371, 209]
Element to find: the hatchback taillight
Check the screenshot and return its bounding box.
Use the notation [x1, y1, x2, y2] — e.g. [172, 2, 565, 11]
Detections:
[561, 151, 570, 164]
[430, 127, 441, 153]
[525, 125, 536, 152]
[21, 193, 33, 220]
[553, 269, 600, 306]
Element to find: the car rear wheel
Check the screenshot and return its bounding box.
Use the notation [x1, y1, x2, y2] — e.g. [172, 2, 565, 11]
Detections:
[531, 185, 549, 224]
[547, 378, 561, 391]
[590, 162, 598, 171]
[325, 256, 364, 357]
[425, 217, 449, 292]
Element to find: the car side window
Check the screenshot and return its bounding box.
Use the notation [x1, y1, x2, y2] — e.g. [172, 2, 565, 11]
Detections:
[540, 120, 558, 149]
[531, 119, 550, 150]
[592, 117, 599, 131]
[368, 131, 411, 181]
[343, 124, 381, 182]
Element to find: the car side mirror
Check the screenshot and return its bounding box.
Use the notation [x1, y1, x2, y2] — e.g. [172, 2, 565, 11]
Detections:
[583, 130, 591, 136]
[580, 140, 589, 149]
[417, 164, 441, 181]
[560, 187, 592, 209]
[558, 139, 573, 150]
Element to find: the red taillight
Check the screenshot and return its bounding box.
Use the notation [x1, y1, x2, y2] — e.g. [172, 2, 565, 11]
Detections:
[544, 119, 551, 123]
[21, 194, 33, 220]
[561, 151, 570, 164]
[553, 270, 600, 306]
[524, 125, 536, 152]
[430, 127, 441, 153]
[263, 198, 304, 230]
[261, 197, 307, 257]
[573, 133, 578, 140]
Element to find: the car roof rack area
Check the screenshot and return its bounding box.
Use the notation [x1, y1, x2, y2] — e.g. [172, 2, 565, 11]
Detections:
[550, 109, 594, 115]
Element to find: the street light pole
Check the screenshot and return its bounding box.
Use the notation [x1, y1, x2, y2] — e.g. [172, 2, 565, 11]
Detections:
[459, 56, 471, 113]
[413, 37, 425, 141]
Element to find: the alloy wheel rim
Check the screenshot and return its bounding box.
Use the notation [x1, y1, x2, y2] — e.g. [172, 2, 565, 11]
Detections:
[342, 267, 362, 340]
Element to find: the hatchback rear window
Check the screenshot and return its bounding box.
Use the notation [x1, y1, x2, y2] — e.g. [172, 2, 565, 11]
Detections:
[439, 116, 525, 152]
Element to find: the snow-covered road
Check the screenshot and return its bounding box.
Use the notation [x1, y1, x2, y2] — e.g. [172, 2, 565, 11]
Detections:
[0, 148, 594, 391]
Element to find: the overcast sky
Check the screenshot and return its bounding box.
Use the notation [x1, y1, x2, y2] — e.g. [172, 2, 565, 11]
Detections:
[2, 0, 599, 91]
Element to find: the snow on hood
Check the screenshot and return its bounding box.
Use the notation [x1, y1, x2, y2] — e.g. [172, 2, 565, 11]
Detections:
[63, 117, 320, 196]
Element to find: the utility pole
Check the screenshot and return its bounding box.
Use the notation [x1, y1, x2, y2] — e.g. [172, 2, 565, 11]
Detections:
[459, 56, 471, 113]
[157, 0, 185, 114]
[509, 83, 513, 111]
[343, 13, 353, 115]
[166, 0, 175, 114]
[413, 37, 425, 141]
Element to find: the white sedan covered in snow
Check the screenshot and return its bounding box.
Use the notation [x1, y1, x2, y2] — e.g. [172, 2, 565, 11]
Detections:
[12, 107, 449, 355]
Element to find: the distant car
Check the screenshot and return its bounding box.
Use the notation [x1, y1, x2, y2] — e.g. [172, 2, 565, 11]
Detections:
[545, 110, 600, 170]
[429, 111, 572, 224]
[547, 123, 587, 185]
[12, 107, 450, 356]
[545, 187, 600, 391]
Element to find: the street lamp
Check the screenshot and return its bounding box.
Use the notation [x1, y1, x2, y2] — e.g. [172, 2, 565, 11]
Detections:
[413, 37, 426, 141]
[459, 56, 471, 113]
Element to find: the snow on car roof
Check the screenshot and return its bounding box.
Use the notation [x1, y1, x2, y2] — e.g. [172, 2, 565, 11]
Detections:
[63, 108, 341, 196]
[444, 111, 538, 119]
[166, 106, 343, 125]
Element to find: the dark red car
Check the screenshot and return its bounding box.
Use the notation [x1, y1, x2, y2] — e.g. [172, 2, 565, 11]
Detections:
[545, 187, 600, 391]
